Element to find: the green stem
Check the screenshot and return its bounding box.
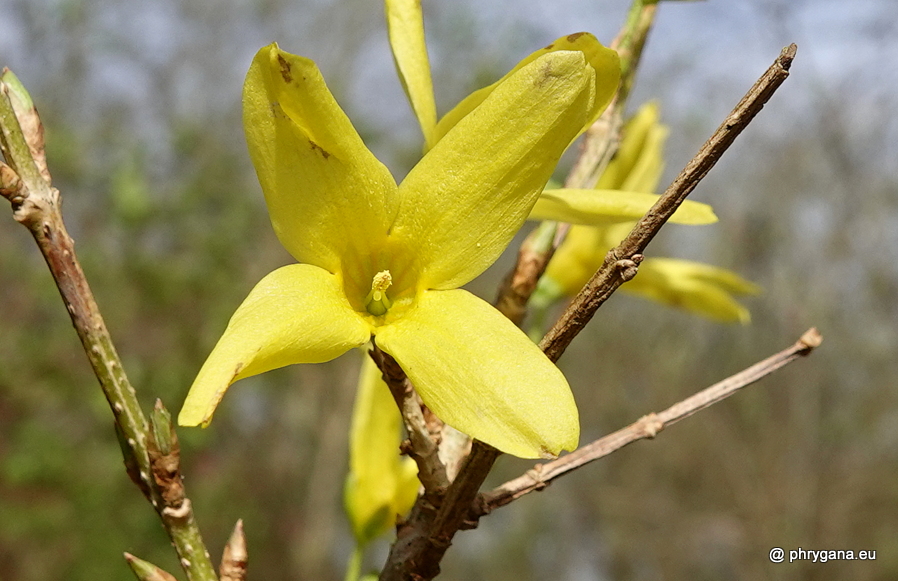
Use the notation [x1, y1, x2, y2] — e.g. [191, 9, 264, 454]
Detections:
[1, 74, 218, 581]
[565, 0, 659, 191]
[615, 0, 660, 106]
[495, 0, 662, 329]
[344, 544, 364, 581]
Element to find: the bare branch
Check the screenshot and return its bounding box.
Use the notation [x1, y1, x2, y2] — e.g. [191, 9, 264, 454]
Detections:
[369, 345, 450, 493]
[379, 441, 501, 581]
[378, 40, 799, 581]
[540, 44, 798, 363]
[0, 72, 218, 581]
[493, 1, 661, 324]
[146, 401, 215, 578]
[476, 328, 822, 515]
[493, 221, 563, 325]
[1, 73, 151, 482]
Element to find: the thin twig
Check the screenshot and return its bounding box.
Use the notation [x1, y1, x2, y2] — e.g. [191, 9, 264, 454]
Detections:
[1, 73, 151, 489]
[564, 0, 658, 191]
[0, 72, 217, 581]
[379, 441, 501, 581]
[540, 43, 798, 363]
[147, 400, 215, 578]
[493, 0, 660, 325]
[379, 37, 798, 581]
[369, 345, 450, 493]
[493, 220, 560, 325]
[476, 328, 822, 515]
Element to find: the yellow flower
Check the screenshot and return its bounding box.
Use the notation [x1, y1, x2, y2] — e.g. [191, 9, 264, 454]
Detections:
[178, 40, 621, 458]
[386, 0, 619, 152]
[344, 356, 419, 546]
[386, 0, 715, 227]
[603, 256, 761, 323]
[537, 102, 761, 323]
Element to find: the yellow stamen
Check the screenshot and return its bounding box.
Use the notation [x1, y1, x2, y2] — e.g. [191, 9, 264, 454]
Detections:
[365, 270, 393, 316]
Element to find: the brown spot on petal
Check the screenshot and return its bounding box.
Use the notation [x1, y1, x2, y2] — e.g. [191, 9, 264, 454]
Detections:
[309, 140, 331, 159]
[277, 54, 293, 83]
[543, 43, 555, 50]
[533, 60, 562, 88]
[566, 32, 587, 43]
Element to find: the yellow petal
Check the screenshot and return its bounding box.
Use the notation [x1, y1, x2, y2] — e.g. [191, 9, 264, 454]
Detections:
[179, 264, 371, 426]
[541, 224, 608, 296]
[621, 257, 761, 323]
[394, 51, 597, 291]
[385, 0, 438, 148]
[376, 289, 579, 459]
[596, 101, 668, 192]
[530, 188, 718, 226]
[433, 33, 621, 147]
[344, 355, 419, 545]
[243, 44, 399, 274]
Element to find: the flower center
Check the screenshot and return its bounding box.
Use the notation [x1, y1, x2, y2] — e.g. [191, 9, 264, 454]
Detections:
[364, 270, 393, 316]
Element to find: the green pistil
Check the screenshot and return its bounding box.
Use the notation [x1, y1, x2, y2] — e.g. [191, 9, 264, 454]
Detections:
[364, 270, 393, 316]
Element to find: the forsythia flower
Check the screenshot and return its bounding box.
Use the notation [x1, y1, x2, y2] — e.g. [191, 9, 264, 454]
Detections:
[178, 39, 621, 458]
[386, 0, 716, 229]
[535, 102, 761, 323]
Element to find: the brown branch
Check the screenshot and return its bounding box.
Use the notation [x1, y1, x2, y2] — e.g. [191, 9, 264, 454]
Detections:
[540, 43, 798, 363]
[476, 328, 822, 515]
[0, 72, 217, 581]
[493, 221, 563, 324]
[369, 326, 501, 581]
[493, 1, 661, 324]
[379, 42, 799, 581]
[564, 0, 659, 191]
[370, 345, 450, 493]
[379, 441, 500, 581]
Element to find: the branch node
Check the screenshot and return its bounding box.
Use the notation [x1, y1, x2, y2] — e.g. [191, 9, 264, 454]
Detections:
[638, 413, 664, 438]
[799, 327, 822, 350]
[539, 43, 798, 362]
[525, 464, 549, 491]
[0, 162, 22, 200]
[616, 257, 641, 282]
[162, 499, 192, 521]
[478, 328, 820, 516]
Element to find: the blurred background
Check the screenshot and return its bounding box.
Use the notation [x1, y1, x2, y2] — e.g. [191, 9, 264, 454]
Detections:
[1, 0, 896, 579]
